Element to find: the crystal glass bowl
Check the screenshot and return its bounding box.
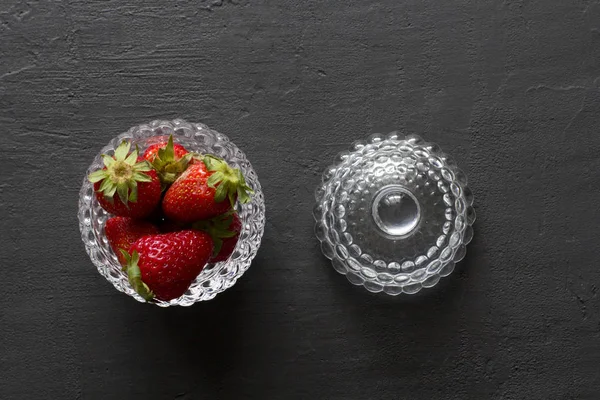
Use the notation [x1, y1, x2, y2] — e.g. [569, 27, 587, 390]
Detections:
[78, 119, 265, 306]
[314, 132, 474, 295]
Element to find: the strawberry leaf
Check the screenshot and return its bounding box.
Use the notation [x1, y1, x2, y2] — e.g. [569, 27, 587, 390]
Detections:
[119, 249, 132, 270]
[124, 150, 138, 165]
[237, 186, 252, 204]
[125, 251, 154, 301]
[114, 141, 131, 161]
[159, 135, 175, 162]
[116, 182, 130, 206]
[214, 182, 228, 203]
[98, 177, 113, 193]
[128, 180, 138, 202]
[88, 169, 108, 183]
[203, 154, 219, 170]
[104, 185, 117, 199]
[102, 154, 116, 168]
[207, 172, 225, 188]
[212, 237, 224, 256]
[132, 172, 152, 182]
[134, 163, 153, 172]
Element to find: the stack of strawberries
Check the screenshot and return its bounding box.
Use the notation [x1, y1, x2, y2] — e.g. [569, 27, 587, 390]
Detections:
[88, 136, 253, 302]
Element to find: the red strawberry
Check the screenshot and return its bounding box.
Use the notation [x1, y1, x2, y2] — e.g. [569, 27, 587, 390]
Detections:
[194, 212, 241, 262]
[162, 155, 253, 223]
[123, 230, 214, 301]
[88, 140, 162, 219]
[142, 135, 193, 188]
[104, 217, 160, 265]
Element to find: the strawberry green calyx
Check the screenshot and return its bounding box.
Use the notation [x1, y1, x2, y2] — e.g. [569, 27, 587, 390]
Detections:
[120, 250, 154, 301]
[192, 211, 238, 256]
[203, 154, 254, 207]
[150, 135, 194, 188]
[88, 140, 153, 205]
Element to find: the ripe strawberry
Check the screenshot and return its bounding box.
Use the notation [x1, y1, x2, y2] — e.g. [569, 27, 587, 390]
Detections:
[122, 230, 214, 301]
[104, 217, 160, 265]
[194, 212, 241, 262]
[162, 155, 253, 223]
[88, 140, 162, 219]
[143, 135, 193, 188]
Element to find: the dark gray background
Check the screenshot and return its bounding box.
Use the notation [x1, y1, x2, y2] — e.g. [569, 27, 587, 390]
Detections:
[1, 0, 600, 399]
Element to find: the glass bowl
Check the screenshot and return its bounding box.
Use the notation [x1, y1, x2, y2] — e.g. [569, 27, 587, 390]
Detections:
[314, 132, 474, 295]
[78, 119, 265, 306]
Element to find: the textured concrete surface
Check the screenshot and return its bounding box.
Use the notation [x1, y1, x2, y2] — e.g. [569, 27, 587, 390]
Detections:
[1, 0, 600, 399]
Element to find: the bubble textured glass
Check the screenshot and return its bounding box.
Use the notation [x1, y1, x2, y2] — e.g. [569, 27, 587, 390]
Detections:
[78, 119, 265, 306]
[314, 132, 474, 295]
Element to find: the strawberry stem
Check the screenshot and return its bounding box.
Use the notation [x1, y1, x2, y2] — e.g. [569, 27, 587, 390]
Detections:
[150, 134, 193, 189]
[203, 155, 253, 208]
[88, 140, 154, 206]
